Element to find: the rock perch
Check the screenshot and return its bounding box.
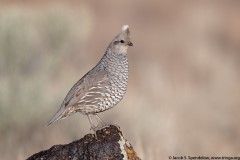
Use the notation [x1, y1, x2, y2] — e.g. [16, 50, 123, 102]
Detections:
[27, 125, 141, 160]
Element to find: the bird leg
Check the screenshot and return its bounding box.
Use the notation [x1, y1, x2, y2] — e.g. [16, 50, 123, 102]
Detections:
[95, 114, 121, 130]
[94, 114, 105, 124]
[94, 114, 111, 129]
[87, 114, 96, 132]
[88, 114, 117, 132]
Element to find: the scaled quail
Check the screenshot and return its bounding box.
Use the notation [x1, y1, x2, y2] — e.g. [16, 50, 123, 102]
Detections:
[47, 25, 133, 131]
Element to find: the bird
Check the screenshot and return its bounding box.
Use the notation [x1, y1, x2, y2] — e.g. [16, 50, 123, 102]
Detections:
[47, 25, 133, 131]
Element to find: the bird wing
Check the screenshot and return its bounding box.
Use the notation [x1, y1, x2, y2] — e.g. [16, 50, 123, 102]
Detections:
[62, 68, 110, 110]
[47, 66, 109, 126]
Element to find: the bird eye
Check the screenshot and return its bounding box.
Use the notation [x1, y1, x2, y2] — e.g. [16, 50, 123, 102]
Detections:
[120, 40, 125, 43]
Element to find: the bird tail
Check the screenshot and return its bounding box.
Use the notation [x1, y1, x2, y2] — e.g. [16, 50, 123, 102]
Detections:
[46, 108, 65, 127]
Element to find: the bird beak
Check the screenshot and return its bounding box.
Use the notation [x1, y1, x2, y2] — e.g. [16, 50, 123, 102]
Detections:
[128, 41, 133, 46]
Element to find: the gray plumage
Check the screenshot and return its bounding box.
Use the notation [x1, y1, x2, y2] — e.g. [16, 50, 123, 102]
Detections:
[47, 25, 133, 130]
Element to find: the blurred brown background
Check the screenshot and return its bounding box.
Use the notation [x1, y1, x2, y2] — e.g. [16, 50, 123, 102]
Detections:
[0, 1, 240, 159]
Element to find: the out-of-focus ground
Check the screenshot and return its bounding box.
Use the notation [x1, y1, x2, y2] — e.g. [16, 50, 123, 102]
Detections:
[0, 1, 240, 159]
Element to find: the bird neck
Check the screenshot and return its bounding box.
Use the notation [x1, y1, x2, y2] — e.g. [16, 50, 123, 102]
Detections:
[100, 49, 128, 72]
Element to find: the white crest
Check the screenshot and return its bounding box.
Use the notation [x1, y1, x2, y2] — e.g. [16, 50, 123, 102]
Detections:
[121, 25, 129, 32]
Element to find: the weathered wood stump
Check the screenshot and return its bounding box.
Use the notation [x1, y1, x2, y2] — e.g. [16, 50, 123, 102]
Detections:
[27, 125, 141, 160]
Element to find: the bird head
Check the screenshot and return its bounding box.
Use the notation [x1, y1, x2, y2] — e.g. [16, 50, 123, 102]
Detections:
[108, 25, 133, 54]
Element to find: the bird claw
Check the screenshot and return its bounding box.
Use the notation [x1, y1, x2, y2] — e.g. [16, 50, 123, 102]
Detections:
[90, 125, 97, 132]
[90, 123, 112, 132]
[96, 123, 110, 130]
[96, 123, 120, 131]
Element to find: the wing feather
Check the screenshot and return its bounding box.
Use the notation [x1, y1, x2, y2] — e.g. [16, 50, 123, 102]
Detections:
[61, 68, 110, 110]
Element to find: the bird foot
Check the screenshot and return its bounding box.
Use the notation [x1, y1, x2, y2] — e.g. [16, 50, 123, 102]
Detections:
[90, 126, 97, 132]
[96, 123, 120, 131]
[90, 123, 109, 132]
[96, 123, 110, 130]
[90, 123, 120, 132]
[103, 122, 120, 130]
